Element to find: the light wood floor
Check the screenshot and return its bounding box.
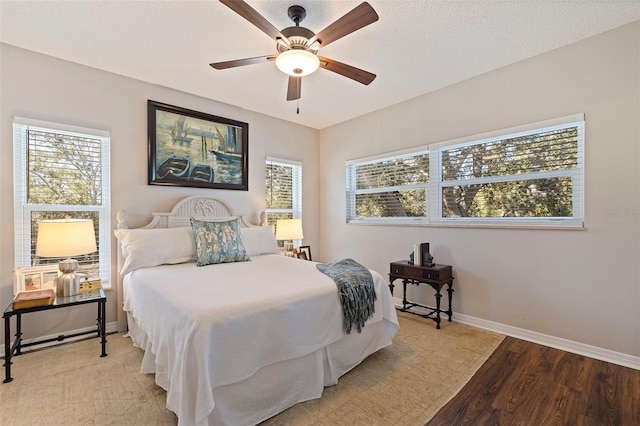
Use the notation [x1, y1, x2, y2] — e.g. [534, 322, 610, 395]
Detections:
[427, 336, 640, 425]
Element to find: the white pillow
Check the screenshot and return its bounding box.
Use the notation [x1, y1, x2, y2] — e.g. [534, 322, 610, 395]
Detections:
[114, 227, 196, 275]
[240, 226, 279, 257]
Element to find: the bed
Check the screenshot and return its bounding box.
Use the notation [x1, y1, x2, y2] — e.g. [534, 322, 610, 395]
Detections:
[115, 195, 399, 426]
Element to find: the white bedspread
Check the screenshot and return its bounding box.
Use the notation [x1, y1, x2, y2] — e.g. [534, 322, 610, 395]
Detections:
[123, 254, 398, 425]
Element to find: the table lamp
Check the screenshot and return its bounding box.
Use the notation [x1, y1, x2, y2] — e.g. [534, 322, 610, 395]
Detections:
[275, 219, 303, 257]
[35, 218, 97, 297]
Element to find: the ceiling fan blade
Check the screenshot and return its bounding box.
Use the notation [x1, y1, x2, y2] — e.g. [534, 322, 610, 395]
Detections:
[287, 76, 302, 101]
[307, 2, 378, 48]
[210, 55, 276, 70]
[219, 0, 289, 44]
[318, 57, 376, 85]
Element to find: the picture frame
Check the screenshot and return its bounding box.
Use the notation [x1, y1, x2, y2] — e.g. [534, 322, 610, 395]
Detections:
[296, 251, 308, 260]
[13, 265, 60, 295]
[148, 100, 249, 191]
[298, 245, 312, 261]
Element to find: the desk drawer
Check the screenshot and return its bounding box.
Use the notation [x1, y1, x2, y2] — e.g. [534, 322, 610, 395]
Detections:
[390, 263, 452, 281]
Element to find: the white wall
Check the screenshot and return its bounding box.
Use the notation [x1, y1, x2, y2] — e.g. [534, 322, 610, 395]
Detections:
[0, 44, 319, 343]
[318, 22, 640, 357]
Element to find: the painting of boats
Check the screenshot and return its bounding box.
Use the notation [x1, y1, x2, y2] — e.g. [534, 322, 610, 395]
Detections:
[188, 164, 214, 183]
[148, 100, 248, 190]
[212, 150, 242, 162]
[210, 124, 242, 164]
[157, 156, 190, 179]
[171, 116, 193, 144]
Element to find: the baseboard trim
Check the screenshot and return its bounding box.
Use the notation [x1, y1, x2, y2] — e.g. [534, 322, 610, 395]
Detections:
[1, 321, 118, 355]
[393, 298, 640, 370]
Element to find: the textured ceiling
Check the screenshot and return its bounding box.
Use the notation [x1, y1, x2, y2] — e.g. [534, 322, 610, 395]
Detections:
[1, 1, 639, 129]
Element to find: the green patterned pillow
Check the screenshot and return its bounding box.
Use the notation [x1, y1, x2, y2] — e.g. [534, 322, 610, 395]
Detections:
[190, 217, 250, 266]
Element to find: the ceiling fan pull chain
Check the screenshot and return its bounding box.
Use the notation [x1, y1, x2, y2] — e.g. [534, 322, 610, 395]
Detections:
[296, 100, 300, 114]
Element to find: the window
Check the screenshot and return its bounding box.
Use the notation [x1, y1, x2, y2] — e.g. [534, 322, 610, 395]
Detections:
[346, 114, 584, 228]
[13, 117, 111, 286]
[346, 149, 429, 224]
[265, 157, 302, 239]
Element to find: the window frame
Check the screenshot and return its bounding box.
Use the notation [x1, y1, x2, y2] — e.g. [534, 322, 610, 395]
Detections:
[346, 147, 430, 225]
[265, 157, 303, 242]
[346, 114, 585, 229]
[13, 117, 112, 287]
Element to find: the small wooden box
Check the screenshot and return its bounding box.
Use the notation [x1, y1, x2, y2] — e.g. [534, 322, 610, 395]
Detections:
[79, 279, 102, 293]
[13, 289, 55, 310]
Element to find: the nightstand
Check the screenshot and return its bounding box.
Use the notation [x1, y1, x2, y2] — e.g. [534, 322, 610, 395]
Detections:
[3, 287, 107, 383]
[389, 261, 454, 329]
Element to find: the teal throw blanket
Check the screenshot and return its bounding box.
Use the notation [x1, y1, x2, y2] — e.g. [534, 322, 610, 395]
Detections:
[317, 258, 377, 334]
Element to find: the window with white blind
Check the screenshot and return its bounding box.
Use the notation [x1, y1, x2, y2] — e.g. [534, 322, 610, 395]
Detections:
[346, 148, 430, 224]
[13, 117, 111, 286]
[265, 157, 302, 239]
[346, 114, 584, 228]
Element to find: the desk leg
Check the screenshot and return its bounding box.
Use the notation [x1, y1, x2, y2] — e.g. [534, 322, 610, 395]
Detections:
[388, 279, 395, 295]
[402, 279, 408, 309]
[3, 315, 11, 383]
[15, 315, 22, 355]
[446, 282, 454, 322]
[99, 300, 107, 357]
[434, 288, 442, 329]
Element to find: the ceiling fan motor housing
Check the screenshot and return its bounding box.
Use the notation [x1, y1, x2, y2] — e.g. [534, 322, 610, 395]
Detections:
[278, 26, 318, 53]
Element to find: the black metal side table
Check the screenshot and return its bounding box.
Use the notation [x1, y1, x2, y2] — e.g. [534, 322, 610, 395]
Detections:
[3, 287, 107, 383]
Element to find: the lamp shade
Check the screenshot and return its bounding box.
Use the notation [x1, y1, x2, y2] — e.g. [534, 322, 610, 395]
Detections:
[275, 219, 304, 241]
[275, 50, 320, 77]
[36, 219, 97, 258]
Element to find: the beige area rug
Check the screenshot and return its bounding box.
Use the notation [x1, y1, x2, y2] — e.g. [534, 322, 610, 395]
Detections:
[1, 312, 504, 425]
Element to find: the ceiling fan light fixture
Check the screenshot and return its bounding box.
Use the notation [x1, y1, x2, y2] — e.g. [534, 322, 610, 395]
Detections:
[275, 49, 319, 77]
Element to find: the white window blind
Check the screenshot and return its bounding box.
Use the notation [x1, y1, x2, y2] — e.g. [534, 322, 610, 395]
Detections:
[438, 121, 583, 225]
[13, 117, 112, 285]
[265, 157, 302, 235]
[346, 114, 584, 228]
[346, 149, 429, 224]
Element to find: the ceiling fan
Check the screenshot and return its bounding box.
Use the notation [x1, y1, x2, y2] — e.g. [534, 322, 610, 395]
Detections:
[210, 0, 379, 106]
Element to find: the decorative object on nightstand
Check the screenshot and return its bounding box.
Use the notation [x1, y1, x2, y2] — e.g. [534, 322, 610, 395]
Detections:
[298, 245, 312, 261]
[35, 218, 97, 297]
[79, 278, 102, 293]
[275, 218, 304, 257]
[12, 289, 55, 310]
[409, 242, 433, 266]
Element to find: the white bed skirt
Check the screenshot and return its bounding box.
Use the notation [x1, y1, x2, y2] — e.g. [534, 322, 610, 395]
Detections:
[127, 311, 398, 425]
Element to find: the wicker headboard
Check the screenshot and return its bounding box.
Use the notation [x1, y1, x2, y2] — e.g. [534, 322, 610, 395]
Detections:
[114, 195, 264, 331]
[116, 195, 260, 230]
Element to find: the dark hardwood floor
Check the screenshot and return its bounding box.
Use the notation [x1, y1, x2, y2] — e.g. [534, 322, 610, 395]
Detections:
[427, 337, 640, 426]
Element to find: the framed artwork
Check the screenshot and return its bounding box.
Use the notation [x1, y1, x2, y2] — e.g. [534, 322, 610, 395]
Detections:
[298, 245, 312, 261]
[147, 100, 249, 190]
[13, 265, 59, 295]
